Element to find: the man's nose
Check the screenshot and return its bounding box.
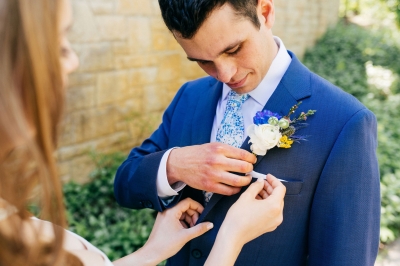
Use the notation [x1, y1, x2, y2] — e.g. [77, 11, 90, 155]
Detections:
[215, 60, 236, 83]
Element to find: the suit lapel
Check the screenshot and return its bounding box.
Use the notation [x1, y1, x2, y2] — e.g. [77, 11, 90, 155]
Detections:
[191, 78, 223, 145]
[261, 52, 312, 119]
[251, 52, 312, 167]
[197, 192, 223, 222]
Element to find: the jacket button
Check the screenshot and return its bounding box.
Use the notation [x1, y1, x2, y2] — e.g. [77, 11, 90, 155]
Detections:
[192, 249, 202, 259]
[143, 201, 153, 208]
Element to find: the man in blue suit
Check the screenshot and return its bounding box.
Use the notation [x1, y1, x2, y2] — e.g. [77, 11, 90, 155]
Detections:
[114, 0, 380, 265]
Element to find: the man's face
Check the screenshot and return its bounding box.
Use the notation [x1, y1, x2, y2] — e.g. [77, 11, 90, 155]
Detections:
[174, 2, 277, 94]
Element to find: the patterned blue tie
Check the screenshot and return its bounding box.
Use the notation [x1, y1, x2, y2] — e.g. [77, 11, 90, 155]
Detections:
[204, 91, 249, 204]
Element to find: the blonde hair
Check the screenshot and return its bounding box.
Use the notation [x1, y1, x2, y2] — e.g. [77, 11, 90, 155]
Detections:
[0, 0, 79, 265]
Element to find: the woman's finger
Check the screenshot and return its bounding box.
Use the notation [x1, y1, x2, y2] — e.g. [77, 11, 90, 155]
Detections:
[241, 178, 264, 198]
[258, 189, 268, 199]
[172, 198, 204, 219]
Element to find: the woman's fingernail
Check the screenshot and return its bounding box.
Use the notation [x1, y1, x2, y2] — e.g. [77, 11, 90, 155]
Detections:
[207, 223, 214, 229]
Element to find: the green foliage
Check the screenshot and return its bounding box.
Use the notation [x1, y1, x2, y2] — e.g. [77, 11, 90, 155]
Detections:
[303, 21, 400, 99]
[303, 20, 400, 243]
[63, 152, 156, 261]
[381, 0, 400, 28]
[304, 22, 369, 98]
[341, 0, 400, 29]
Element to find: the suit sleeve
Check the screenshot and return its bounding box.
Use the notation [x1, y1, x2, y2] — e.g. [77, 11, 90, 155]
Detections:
[308, 108, 380, 266]
[113, 83, 188, 212]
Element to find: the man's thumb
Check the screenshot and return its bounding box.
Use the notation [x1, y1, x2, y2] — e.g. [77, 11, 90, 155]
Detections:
[185, 222, 214, 241]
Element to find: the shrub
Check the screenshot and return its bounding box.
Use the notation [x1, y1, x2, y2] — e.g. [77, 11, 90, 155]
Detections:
[303, 21, 371, 98]
[63, 152, 156, 261]
[304, 21, 400, 99]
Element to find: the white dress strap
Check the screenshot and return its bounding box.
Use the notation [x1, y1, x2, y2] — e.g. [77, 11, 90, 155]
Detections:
[0, 197, 18, 221]
[31, 217, 114, 266]
[63, 228, 114, 266]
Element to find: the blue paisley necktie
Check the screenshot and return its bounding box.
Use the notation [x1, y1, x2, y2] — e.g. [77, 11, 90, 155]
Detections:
[203, 90, 249, 204]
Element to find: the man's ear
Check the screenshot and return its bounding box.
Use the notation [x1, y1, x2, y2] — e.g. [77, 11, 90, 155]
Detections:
[258, 0, 275, 29]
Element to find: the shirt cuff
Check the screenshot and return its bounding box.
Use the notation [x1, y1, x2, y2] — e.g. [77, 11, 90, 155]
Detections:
[156, 147, 187, 198]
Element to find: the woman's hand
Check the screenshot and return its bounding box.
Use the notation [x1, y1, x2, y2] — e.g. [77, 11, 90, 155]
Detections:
[147, 197, 213, 254]
[205, 174, 286, 266]
[114, 198, 213, 266]
[256, 177, 274, 200]
[224, 174, 286, 244]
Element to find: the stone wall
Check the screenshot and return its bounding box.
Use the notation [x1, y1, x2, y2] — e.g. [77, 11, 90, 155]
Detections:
[58, 0, 340, 182]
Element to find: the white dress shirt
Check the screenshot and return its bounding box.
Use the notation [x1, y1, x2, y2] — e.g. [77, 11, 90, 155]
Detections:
[156, 37, 292, 198]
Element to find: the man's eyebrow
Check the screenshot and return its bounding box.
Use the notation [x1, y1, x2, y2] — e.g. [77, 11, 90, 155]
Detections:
[187, 40, 242, 62]
[187, 57, 208, 62]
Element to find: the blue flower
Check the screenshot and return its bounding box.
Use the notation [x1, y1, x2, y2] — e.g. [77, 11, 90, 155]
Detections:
[253, 110, 282, 125]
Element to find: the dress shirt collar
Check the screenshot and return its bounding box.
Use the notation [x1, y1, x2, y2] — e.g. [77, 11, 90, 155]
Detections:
[222, 36, 292, 106]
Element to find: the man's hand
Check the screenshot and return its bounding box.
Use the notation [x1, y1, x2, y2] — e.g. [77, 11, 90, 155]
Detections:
[166, 143, 257, 195]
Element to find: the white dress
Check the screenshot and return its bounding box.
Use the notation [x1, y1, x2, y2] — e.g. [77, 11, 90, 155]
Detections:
[63, 227, 114, 266]
[0, 198, 114, 265]
[32, 217, 114, 266]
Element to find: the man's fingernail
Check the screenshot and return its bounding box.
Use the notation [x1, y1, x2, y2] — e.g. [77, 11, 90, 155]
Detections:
[207, 223, 214, 229]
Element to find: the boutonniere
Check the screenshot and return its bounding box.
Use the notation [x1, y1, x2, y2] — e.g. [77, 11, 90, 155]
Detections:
[247, 102, 316, 156]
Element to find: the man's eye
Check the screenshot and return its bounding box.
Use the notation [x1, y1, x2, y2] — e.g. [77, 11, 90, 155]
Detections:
[226, 45, 242, 56]
[198, 60, 210, 65]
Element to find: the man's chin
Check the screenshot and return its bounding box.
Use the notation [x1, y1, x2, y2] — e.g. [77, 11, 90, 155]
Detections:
[229, 85, 255, 94]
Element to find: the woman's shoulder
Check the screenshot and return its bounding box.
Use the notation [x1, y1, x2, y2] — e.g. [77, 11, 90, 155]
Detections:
[0, 197, 18, 222]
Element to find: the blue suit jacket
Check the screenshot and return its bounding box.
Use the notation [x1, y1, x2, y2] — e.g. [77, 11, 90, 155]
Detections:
[114, 52, 380, 265]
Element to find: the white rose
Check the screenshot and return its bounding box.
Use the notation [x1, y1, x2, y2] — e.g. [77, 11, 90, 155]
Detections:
[247, 124, 282, 156]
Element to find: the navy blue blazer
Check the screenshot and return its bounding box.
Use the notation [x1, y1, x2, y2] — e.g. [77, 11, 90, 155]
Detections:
[114, 52, 380, 266]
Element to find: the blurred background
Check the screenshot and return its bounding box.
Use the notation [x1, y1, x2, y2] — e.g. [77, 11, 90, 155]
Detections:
[57, 0, 400, 264]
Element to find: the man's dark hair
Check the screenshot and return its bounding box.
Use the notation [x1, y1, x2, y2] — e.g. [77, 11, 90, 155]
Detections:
[158, 0, 260, 39]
